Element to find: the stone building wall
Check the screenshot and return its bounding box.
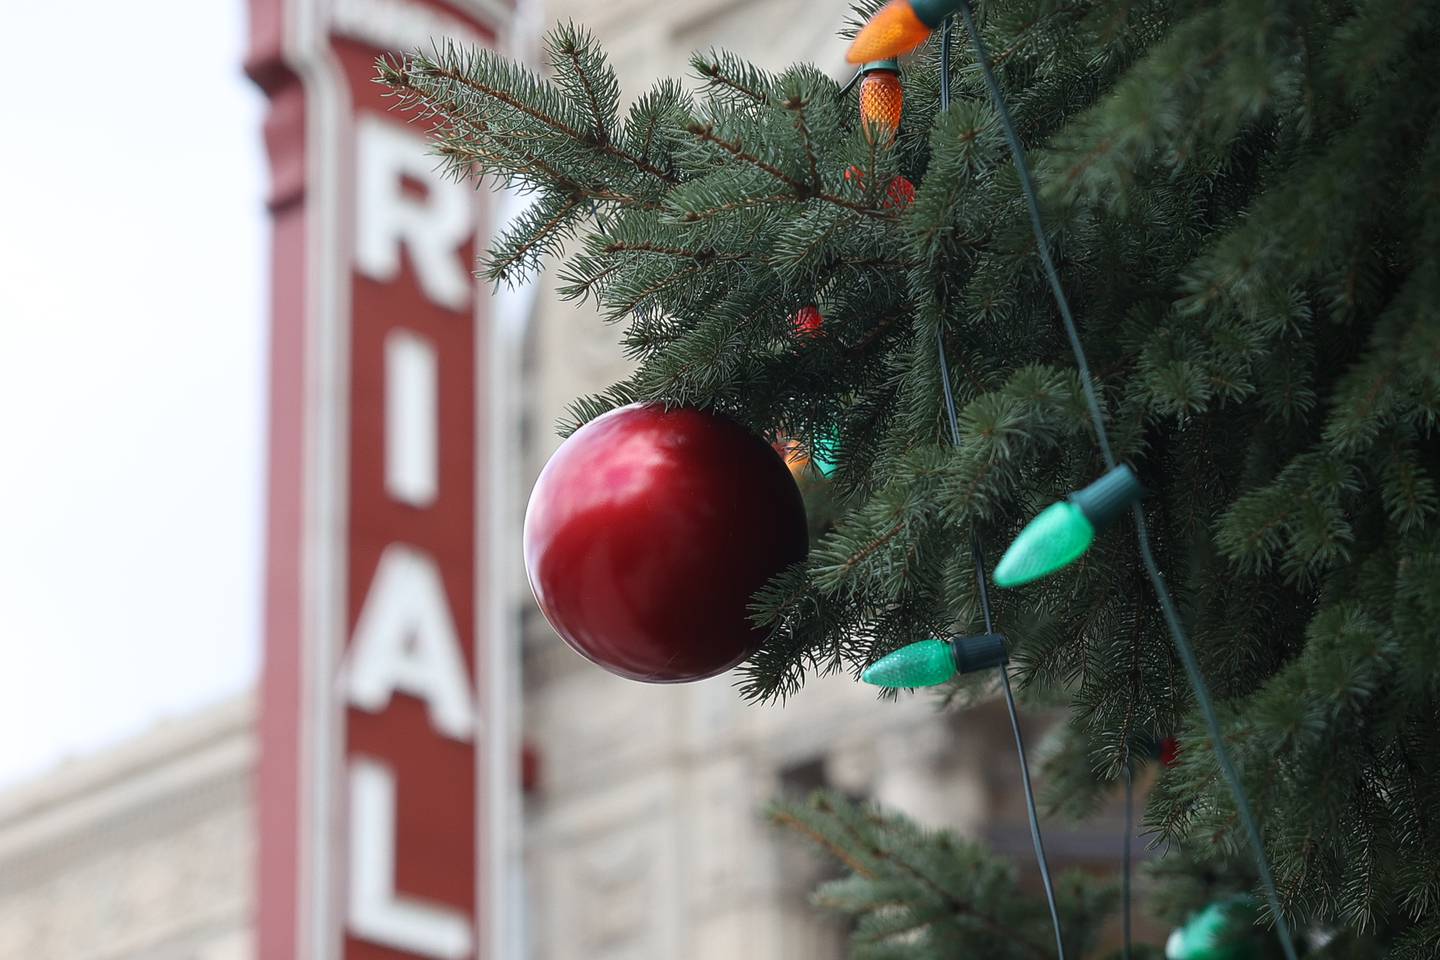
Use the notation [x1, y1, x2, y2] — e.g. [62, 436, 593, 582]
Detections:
[0, 697, 254, 960]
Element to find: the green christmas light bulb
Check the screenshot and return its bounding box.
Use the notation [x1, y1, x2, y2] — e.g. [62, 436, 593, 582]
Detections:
[811, 428, 840, 478]
[862, 633, 1008, 688]
[1166, 897, 1261, 960]
[862, 638, 957, 687]
[994, 465, 1143, 587]
[994, 500, 1094, 587]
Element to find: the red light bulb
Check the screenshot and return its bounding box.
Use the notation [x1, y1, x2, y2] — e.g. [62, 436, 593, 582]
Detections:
[792, 305, 824, 338]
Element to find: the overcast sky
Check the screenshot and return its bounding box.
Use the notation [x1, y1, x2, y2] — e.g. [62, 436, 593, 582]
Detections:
[0, 2, 266, 787]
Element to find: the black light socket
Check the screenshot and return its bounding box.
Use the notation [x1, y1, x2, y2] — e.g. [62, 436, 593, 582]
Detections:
[1068, 464, 1144, 532]
[954, 632, 1008, 674]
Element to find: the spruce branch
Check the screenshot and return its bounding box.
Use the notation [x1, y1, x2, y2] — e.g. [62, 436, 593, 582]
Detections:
[684, 121, 895, 219]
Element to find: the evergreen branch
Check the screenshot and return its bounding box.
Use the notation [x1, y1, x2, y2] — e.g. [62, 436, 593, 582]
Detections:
[770, 810, 876, 878]
[692, 51, 772, 105]
[675, 194, 800, 220]
[684, 122, 893, 219]
[490, 194, 586, 282]
[811, 795, 1055, 960]
[990, 0, 1097, 68]
[782, 92, 823, 194]
[408, 62, 679, 184]
[434, 140, 657, 207]
[600, 241, 748, 262]
[610, 263, 704, 316]
[558, 36, 610, 144]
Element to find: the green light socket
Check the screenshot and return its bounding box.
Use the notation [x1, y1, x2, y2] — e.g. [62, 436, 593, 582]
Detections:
[911, 0, 961, 28]
[1069, 464, 1143, 532]
[860, 58, 901, 74]
[954, 632, 1008, 673]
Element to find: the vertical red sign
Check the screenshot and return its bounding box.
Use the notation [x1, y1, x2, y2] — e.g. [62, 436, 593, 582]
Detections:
[246, 2, 515, 958]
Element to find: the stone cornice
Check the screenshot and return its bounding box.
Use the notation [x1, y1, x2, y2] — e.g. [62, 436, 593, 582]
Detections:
[0, 694, 255, 884]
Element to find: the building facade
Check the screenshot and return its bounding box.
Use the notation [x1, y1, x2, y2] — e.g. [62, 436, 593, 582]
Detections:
[0, 1, 1136, 958]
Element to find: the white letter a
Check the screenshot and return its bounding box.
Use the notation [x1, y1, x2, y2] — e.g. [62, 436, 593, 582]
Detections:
[345, 544, 477, 741]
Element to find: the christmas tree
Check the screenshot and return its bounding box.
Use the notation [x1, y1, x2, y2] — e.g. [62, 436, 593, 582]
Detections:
[380, 0, 1440, 955]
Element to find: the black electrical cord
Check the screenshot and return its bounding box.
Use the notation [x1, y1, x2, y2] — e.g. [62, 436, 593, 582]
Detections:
[936, 22, 1067, 960]
[1124, 761, 1133, 960]
[950, 3, 1299, 958]
[940, 331, 1067, 960]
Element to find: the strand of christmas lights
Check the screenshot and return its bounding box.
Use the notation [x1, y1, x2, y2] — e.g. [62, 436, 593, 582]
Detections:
[935, 26, 1068, 959]
[939, 329, 1067, 960]
[944, 3, 1299, 957]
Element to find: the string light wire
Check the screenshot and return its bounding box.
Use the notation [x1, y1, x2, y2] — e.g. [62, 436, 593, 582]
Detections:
[950, 3, 1299, 958]
[1124, 762, 1133, 960]
[935, 23, 1067, 960]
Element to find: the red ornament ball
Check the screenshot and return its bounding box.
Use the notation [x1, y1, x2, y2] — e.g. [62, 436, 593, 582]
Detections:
[792, 304, 824, 338]
[523, 404, 809, 683]
[1160, 736, 1181, 768]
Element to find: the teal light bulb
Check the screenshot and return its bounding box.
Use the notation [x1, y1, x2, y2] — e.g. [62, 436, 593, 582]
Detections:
[1166, 898, 1260, 960]
[993, 500, 1095, 587]
[861, 638, 957, 687]
[812, 429, 840, 478]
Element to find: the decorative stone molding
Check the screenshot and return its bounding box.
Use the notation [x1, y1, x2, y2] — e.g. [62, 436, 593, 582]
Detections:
[0, 697, 254, 960]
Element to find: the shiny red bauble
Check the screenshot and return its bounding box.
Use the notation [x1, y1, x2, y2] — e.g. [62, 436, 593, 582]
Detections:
[523, 404, 809, 683]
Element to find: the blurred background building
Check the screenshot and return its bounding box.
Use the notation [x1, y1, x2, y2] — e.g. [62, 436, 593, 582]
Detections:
[0, 1, 1131, 958]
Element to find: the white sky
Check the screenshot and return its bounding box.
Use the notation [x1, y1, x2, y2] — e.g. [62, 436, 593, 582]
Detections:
[0, 2, 266, 787]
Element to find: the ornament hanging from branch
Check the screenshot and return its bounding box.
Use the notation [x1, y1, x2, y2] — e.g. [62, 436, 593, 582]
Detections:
[524, 404, 808, 683]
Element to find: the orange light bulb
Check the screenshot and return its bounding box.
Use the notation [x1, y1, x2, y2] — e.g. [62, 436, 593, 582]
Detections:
[847, 0, 934, 64]
[859, 70, 903, 145]
[773, 438, 812, 480]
